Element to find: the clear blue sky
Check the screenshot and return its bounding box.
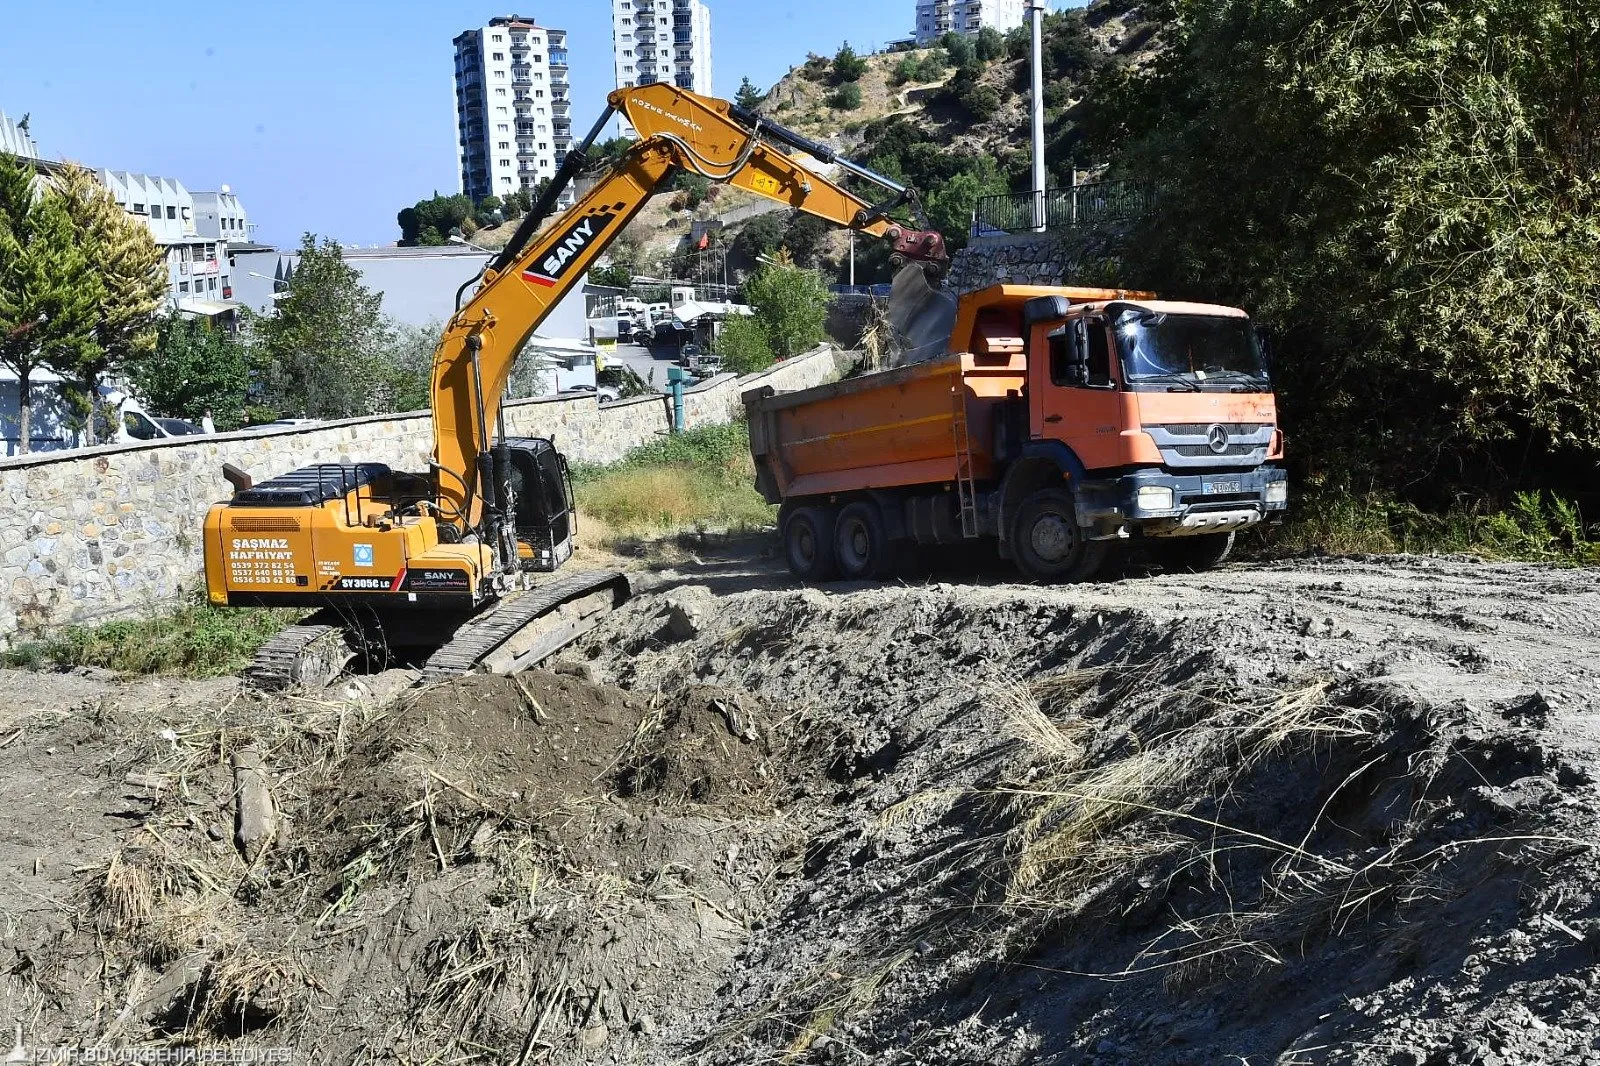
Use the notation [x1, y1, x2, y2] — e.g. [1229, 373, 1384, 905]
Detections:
[0, 1, 950, 248]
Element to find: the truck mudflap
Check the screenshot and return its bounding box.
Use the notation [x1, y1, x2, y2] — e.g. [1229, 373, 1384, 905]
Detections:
[1075, 466, 1289, 539]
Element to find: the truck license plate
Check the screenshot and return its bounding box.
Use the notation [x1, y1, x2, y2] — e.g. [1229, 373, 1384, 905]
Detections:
[1204, 479, 1242, 495]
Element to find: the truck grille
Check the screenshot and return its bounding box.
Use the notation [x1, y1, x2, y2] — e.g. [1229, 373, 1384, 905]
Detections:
[230, 516, 304, 533]
[1152, 423, 1266, 436]
[1172, 443, 1261, 458]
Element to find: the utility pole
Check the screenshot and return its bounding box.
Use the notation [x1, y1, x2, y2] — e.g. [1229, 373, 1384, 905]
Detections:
[1029, 0, 1048, 232]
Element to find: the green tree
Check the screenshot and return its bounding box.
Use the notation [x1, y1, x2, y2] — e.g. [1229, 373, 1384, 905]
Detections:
[52, 163, 168, 443]
[828, 83, 865, 110]
[476, 194, 503, 226]
[589, 264, 633, 289]
[833, 42, 869, 83]
[735, 76, 765, 110]
[732, 212, 789, 266]
[132, 317, 252, 429]
[975, 26, 1006, 62]
[743, 262, 828, 360]
[941, 31, 977, 70]
[398, 192, 475, 246]
[254, 234, 394, 419]
[1097, 0, 1600, 496]
[375, 321, 438, 414]
[0, 152, 100, 453]
[716, 314, 775, 374]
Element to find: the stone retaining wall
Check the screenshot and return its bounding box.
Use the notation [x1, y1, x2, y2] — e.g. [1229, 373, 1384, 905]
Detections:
[0, 345, 846, 641]
[947, 229, 1123, 294]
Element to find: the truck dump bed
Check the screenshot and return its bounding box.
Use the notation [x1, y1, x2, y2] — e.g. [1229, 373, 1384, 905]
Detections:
[744, 349, 1026, 504]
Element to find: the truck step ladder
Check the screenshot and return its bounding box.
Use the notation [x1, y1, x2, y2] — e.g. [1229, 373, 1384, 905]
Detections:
[950, 372, 980, 538]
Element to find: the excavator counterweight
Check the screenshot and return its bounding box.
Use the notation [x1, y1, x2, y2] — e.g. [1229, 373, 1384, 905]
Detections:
[202, 85, 949, 689]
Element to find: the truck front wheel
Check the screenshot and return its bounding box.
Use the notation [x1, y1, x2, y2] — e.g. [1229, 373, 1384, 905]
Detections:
[783, 505, 838, 582]
[834, 500, 897, 580]
[1153, 531, 1235, 573]
[1012, 489, 1107, 584]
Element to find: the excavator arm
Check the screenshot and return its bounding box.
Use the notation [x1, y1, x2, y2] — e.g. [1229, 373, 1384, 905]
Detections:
[429, 83, 948, 545]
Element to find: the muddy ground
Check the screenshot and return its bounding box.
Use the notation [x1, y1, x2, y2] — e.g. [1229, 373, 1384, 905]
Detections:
[3, 547, 1600, 1064]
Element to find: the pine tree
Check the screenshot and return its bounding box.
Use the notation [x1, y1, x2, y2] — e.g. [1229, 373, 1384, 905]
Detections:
[0, 152, 100, 454]
[735, 76, 765, 111]
[52, 164, 168, 443]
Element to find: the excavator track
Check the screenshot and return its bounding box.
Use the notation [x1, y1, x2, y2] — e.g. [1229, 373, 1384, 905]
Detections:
[245, 623, 355, 693]
[420, 570, 631, 684]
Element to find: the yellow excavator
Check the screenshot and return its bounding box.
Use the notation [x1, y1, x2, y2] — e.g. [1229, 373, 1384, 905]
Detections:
[203, 84, 949, 689]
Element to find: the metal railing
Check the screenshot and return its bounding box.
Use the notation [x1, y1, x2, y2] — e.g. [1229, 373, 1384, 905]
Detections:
[972, 181, 1148, 236]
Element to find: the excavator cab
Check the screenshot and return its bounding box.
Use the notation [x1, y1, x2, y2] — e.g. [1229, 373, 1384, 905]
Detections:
[505, 438, 576, 573]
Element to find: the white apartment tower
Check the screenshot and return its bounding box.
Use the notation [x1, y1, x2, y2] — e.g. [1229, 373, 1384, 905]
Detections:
[915, 0, 1026, 44]
[454, 16, 574, 206]
[611, 0, 713, 136]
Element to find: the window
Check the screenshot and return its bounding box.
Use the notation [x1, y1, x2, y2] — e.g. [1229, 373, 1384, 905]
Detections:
[494, 69, 506, 78]
[208, 277, 217, 291]
[495, 87, 507, 96]
[497, 123, 509, 132]
[623, 49, 633, 57]
[496, 106, 508, 114]
[492, 51, 504, 60]
[179, 281, 190, 293]
[492, 33, 502, 41]
[132, 203, 145, 214]
[167, 205, 177, 219]
[1048, 320, 1113, 388]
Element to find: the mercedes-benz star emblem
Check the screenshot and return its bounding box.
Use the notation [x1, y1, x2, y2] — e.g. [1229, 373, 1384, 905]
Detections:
[1206, 424, 1230, 454]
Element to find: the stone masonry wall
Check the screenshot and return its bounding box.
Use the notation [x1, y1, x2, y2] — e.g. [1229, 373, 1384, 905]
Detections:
[0, 345, 845, 641]
[946, 229, 1124, 294]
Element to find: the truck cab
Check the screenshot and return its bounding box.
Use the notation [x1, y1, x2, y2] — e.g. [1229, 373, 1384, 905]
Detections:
[1019, 295, 1287, 547]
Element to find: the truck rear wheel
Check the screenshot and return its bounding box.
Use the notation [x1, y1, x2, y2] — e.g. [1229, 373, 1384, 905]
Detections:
[834, 500, 897, 580]
[783, 505, 838, 582]
[1154, 531, 1236, 573]
[1012, 489, 1107, 584]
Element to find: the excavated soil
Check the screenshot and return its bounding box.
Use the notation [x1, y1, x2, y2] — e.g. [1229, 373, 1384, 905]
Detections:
[3, 551, 1600, 1065]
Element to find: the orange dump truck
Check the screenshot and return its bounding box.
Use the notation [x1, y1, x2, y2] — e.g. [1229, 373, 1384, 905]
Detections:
[744, 284, 1288, 582]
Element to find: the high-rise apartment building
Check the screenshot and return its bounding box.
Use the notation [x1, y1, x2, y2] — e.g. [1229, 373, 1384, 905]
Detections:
[611, 0, 713, 136]
[915, 0, 1026, 44]
[454, 16, 574, 206]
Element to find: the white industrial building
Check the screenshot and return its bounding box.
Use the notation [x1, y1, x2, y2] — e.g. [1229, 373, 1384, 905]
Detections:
[96, 170, 247, 320]
[915, 0, 1026, 43]
[611, 0, 713, 136]
[453, 15, 574, 206]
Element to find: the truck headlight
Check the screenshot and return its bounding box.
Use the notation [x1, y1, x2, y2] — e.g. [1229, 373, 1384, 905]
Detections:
[1265, 481, 1289, 505]
[1137, 485, 1175, 511]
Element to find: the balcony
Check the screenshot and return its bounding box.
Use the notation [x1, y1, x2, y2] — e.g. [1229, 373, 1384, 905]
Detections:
[548, 50, 569, 66]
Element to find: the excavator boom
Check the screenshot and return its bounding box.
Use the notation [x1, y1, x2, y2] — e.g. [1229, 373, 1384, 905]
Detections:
[432, 84, 949, 536]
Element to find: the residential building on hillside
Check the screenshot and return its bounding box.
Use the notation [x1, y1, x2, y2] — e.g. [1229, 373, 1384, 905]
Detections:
[0, 110, 39, 159]
[611, 0, 713, 136]
[915, 0, 1026, 44]
[97, 170, 242, 321]
[454, 16, 574, 207]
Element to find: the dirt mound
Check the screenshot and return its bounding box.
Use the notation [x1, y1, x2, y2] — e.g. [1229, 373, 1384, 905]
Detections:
[5, 554, 1600, 1064]
[0, 666, 814, 1061]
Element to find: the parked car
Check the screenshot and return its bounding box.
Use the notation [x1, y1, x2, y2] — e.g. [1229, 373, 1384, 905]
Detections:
[157, 418, 203, 436]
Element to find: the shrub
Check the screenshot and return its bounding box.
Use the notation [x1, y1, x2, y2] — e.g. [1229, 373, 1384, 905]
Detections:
[828, 83, 864, 110]
[833, 42, 869, 82]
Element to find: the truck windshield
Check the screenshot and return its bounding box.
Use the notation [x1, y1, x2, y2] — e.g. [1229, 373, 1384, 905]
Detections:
[1115, 310, 1269, 390]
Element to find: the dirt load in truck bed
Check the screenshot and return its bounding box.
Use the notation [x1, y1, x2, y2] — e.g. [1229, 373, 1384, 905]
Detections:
[2, 552, 1600, 1064]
